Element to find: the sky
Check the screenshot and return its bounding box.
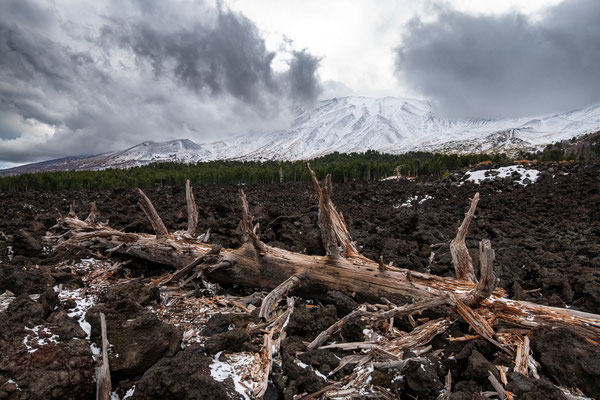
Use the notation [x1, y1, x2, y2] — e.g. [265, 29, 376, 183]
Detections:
[1, 0, 599, 168]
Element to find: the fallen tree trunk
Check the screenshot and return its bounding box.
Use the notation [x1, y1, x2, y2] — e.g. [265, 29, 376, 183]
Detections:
[45, 170, 600, 340]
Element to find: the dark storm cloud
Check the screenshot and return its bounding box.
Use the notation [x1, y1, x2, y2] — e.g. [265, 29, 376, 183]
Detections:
[288, 50, 322, 103]
[0, 0, 322, 164]
[395, 0, 600, 118]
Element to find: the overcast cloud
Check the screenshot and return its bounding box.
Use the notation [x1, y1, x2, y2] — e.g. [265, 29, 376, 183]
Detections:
[0, 0, 321, 165]
[1, 0, 597, 167]
[395, 0, 600, 118]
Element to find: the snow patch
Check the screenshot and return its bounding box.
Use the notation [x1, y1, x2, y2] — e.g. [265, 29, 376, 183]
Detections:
[210, 351, 256, 400]
[463, 166, 540, 186]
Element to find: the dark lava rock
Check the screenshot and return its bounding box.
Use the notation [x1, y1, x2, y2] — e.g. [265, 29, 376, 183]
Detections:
[204, 328, 250, 355]
[287, 304, 337, 340]
[451, 381, 486, 400]
[506, 372, 566, 400]
[404, 358, 443, 398]
[530, 325, 600, 398]
[132, 344, 243, 400]
[4, 295, 44, 326]
[0, 265, 53, 296]
[0, 294, 94, 399]
[467, 350, 500, 384]
[325, 290, 358, 316]
[201, 312, 258, 336]
[11, 230, 42, 259]
[297, 349, 340, 375]
[100, 279, 160, 306]
[86, 299, 182, 377]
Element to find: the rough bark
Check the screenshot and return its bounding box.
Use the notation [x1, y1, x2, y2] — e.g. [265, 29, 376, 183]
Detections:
[450, 192, 479, 282]
[185, 179, 198, 237]
[45, 181, 600, 342]
[136, 188, 169, 238]
[95, 312, 111, 400]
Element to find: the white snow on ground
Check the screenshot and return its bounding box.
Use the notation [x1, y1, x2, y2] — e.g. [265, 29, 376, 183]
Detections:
[22, 325, 60, 353]
[294, 359, 328, 381]
[393, 195, 433, 208]
[57, 286, 95, 339]
[0, 291, 15, 312]
[463, 166, 540, 186]
[210, 351, 258, 400]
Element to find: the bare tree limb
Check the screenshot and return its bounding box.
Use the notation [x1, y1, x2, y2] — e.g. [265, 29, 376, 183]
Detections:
[259, 274, 302, 320]
[85, 202, 98, 224]
[136, 188, 169, 238]
[450, 192, 479, 282]
[185, 179, 198, 237]
[467, 239, 497, 305]
[238, 189, 266, 254]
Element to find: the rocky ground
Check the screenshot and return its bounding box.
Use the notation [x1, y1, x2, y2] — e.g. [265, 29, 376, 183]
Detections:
[0, 161, 599, 399]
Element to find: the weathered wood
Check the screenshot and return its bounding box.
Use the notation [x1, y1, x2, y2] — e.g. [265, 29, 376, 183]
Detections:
[453, 294, 513, 355]
[239, 189, 266, 254]
[159, 244, 221, 287]
[308, 166, 340, 258]
[450, 192, 479, 283]
[308, 308, 368, 350]
[467, 239, 496, 305]
[95, 312, 111, 400]
[259, 274, 302, 320]
[185, 180, 198, 237]
[136, 188, 169, 238]
[307, 163, 362, 259]
[488, 370, 509, 400]
[85, 202, 98, 224]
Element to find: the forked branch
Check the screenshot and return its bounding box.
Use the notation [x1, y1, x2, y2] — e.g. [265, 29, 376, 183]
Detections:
[136, 188, 169, 238]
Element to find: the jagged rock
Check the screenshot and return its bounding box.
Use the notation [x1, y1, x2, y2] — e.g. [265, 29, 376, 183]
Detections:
[0, 294, 94, 399]
[86, 299, 182, 377]
[132, 344, 243, 400]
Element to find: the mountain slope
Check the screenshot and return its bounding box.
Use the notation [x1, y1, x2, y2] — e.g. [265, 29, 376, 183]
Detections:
[2, 96, 600, 176]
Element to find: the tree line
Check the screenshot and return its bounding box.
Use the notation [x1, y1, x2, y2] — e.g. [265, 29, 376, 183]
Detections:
[0, 151, 506, 192]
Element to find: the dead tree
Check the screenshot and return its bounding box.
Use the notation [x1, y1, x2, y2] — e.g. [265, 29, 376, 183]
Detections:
[45, 167, 600, 347]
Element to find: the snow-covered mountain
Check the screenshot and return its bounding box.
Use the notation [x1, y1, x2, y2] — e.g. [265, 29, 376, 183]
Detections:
[2, 96, 600, 175]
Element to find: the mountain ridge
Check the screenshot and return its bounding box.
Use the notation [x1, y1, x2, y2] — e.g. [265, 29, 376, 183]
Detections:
[2, 96, 600, 176]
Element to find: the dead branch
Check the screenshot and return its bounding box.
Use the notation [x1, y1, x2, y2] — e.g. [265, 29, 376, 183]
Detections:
[185, 179, 198, 237]
[95, 312, 111, 400]
[136, 188, 169, 238]
[467, 239, 497, 305]
[488, 370, 509, 400]
[259, 274, 302, 320]
[450, 192, 479, 282]
[308, 166, 340, 258]
[452, 294, 513, 355]
[85, 202, 98, 224]
[307, 163, 362, 258]
[239, 189, 266, 254]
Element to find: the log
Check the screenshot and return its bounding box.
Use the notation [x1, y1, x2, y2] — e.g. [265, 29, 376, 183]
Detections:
[185, 180, 198, 237]
[136, 188, 169, 238]
[450, 192, 479, 282]
[95, 312, 111, 400]
[45, 181, 600, 343]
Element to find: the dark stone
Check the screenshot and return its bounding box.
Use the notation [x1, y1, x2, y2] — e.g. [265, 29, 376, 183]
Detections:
[132, 344, 243, 400]
[530, 325, 600, 398]
[204, 328, 250, 355]
[86, 299, 182, 377]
